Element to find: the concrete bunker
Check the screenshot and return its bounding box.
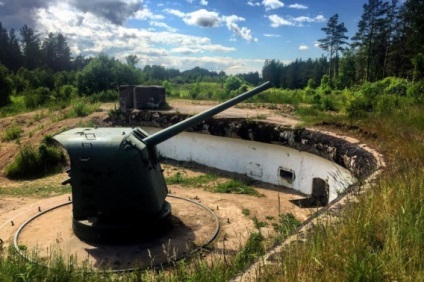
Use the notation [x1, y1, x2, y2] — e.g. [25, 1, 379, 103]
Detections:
[127, 110, 378, 205]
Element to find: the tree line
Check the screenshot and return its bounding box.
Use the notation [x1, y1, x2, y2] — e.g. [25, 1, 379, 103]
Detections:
[262, 0, 424, 89]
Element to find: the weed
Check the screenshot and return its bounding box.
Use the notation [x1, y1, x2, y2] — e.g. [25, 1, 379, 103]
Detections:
[242, 208, 251, 216]
[1, 123, 23, 142]
[5, 140, 66, 180]
[272, 213, 301, 238]
[214, 179, 261, 196]
[253, 216, 268, 229]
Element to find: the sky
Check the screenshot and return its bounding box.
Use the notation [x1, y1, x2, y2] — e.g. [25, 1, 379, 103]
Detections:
[0, 0, 368, 74]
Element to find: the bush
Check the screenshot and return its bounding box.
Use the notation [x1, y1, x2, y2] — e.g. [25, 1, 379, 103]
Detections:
[384, 77, 407, 96]
[88, 89, 118, 103]
[320, 96, 338, 111]
[346, 93, 373, 117]
[5, 141, 66, 179]
[24, 87, 52, 109]
[1, 123, 23, 142]
[57, 85, 78, 101]
[407, 81, 424, 103]
[0, 64, 13, 107]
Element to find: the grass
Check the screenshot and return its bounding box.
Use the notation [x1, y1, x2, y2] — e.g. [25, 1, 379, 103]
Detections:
[1, 123, 23, 142]
[4, 141, 67, 180]
[165, 170, 262, 196]
[0, 184, 70, 197]
[258, 106, 424, 281]
[1, 82, 423, 280]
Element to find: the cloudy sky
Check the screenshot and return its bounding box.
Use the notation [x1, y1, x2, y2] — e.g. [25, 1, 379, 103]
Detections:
[0, 0, 367, 74]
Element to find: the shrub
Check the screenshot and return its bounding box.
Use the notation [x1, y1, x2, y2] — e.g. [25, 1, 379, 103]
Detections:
[384, 77, 407, 96]
[5, 141, 66, 179]
[346, 93, 373, 117]
[407, 81, 424, 103]
[57, 85, 78, 101]
[24, 87, 51, 109]
[1, 123, 23, 142]
[320, 96, 338, 111]
[88, 90, 118, 103]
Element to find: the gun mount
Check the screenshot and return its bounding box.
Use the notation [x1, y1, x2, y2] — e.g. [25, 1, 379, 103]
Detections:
[54, 82, 271, 243]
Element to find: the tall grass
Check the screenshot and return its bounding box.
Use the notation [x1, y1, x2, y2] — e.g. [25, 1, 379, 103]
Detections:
[260, 105, 424, 281]
[5, 139, 67, 179]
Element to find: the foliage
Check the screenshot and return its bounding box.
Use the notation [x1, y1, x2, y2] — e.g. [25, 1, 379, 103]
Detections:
[77, 53, 141, 95]
[1, 123, 23, 142]
[272, 213, 302, 238]
[317, 14, 349, 80]
[0, 63, 12, 107]
[23, 87, 52, 109]
[5, 140, 66, 179]
[224, 75, 243, 92]
[407, 80, 424, 103]
[214, 179, 261, 196]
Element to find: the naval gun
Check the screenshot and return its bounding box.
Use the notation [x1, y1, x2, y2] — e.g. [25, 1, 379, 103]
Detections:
[54, 82, 271, 243]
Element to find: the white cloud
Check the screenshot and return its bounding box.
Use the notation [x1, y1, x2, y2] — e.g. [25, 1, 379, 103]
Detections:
[164, 9, 186, 18]
[183, 9, 221, 27]
[248, 1, 261, 6]
[268, 15, 294, 27]
[132, 9, 164, 20]
[262, 0, 284, 11]
[21, 0, 266, 74]
[200, 0, 208, 5]
[314, 41, 320, 47]
[263, 33, 280, 37]
[299, 44, 309, 50]
[170, 47, 203, 54]
[294, 15, 326, 23]
[224, 15, 257, 42]
[149, 21, 177, 32]
[288, 3, 307, 9]
[268, 14, 326, 27]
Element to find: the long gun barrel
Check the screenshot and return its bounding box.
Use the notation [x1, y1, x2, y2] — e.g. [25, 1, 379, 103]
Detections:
[143, 81, 271, 146]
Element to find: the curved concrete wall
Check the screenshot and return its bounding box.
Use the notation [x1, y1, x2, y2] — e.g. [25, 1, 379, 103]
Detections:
[145, 128, 356, 202]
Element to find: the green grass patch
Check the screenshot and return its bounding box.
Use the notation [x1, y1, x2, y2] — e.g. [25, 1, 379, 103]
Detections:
[166, 172, 219, 186]
[213, 179, 261, 196]
[0, 184, 70, 197]
[1, 123, 23, 142]
[5, 140, 67, 180]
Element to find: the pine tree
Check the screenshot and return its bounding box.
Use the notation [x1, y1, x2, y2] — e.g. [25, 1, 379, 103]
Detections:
[20, 25, 42, 70]
[351, 0, 390, 82]
[318, 14, 349, 82]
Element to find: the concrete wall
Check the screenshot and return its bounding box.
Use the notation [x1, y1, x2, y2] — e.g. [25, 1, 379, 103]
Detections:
[145, 128, 356, 202]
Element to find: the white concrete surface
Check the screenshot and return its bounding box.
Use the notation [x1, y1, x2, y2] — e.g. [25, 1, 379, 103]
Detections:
[146, 128, 356, 202]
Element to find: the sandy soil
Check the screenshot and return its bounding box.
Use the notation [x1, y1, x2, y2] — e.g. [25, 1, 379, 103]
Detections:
[0, 100, 314, 269]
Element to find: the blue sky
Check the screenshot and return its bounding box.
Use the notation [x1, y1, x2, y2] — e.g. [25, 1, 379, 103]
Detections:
[0, 0, 367, 74]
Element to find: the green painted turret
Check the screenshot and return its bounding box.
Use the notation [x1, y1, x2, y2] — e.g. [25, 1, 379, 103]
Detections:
[54, 82, 271, 243]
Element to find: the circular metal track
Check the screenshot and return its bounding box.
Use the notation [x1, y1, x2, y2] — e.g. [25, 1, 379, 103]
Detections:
[13, 194, 220, 272]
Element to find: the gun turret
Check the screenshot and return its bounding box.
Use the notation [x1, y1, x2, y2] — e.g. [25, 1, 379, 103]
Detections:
[53, 82, 271, 243]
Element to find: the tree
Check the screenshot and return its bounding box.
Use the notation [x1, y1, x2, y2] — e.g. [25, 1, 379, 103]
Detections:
[0, 23, 8, 68]
[351, 0, 390, 81]
[224, 76, 242, 92]
[0, 64, 12, 107]
[20, 25, 42, 69]
[41, 33, 71, 72]
[77, 53, 141, 94]
[126, 55, 139, 67]
[7, 29, 23, 71]
[336, 49, 357, 89]
[318, 14, 349, 81]
[262, 59, 280, 87]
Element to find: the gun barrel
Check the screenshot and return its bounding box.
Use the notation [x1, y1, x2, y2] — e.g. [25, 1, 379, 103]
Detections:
[143, 81, 271, 146]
